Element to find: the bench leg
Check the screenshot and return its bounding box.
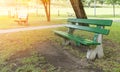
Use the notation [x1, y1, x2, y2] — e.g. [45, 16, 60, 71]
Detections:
[63, 39, 71, 46]
[67, 28, 74, 34]
[86, 49, 97, 60]
[86, 34, 104, 60]
[18, 21, 21, 25]
[24, 21, 29, 26]
[95, 34, 104, 58]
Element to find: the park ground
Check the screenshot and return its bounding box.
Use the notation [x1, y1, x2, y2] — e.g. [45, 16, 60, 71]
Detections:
[0, 5, 120, 72]
[0, 15, 119, 72]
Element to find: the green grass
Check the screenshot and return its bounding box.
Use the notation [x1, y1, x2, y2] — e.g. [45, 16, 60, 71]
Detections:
[0, 15, 67, 29]
[88, 15, 120, 18]
[0, 29, 55, 63]
[0, 28, 60, 72]
[107, 22, 120, 43]
[15, 53, 56, 72]
[0, 52, 57, 72]
[0, 22, 119, 72]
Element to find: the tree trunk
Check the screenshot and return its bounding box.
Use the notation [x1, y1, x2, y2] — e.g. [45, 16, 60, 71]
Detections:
[70, 0, 87, 19]
[88, 2, 91, 7]
[70, 0, 88, 26]
[113, 3, 115, 17]
[41, 0, 50, 21]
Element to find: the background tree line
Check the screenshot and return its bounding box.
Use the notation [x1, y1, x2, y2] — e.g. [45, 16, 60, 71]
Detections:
[82, 0, 120, 7]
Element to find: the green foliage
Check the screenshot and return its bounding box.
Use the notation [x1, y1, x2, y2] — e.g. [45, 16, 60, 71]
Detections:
[98, 0, 105, 4]
[83, 0, 105, 6]
[105, 0, 120, 4]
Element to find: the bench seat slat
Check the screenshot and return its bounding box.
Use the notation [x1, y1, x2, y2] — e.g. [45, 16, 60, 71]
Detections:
[65, 24, 109, 35]
[68, 18, 112, 26]
[54, 30, 100, 45]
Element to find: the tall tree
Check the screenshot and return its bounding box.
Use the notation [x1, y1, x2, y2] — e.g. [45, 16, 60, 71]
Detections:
[106, 0, 119, 17]
[98, 0, 105, 5]
[70, 0, 87, 19]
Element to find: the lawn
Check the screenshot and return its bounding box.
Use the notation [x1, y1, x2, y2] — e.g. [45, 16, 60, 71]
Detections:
[0, 6, 120, 72]
[0, 15, 67, 29]
[0, 20, 119, 72]
[0, 28, 58, 72]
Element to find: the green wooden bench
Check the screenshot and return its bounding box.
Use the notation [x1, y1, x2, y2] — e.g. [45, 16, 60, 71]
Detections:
[54, 18, 113, 60]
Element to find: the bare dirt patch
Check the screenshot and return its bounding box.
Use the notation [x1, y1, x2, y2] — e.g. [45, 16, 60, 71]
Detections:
[33, 40, 103, 72]
[4, 39, 103, 72]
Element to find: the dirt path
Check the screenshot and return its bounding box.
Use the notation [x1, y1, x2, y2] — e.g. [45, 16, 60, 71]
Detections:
[0, 24, 65, 34]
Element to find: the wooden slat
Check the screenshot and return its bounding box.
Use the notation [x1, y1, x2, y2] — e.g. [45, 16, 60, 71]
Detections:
[54, 30, 100, 45]
[68, 18, 112, 26]
[65, 24, 110, 35]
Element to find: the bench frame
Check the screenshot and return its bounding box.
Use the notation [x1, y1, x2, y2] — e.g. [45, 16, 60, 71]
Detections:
[54, 18, 112, 60]
[14, 12, 28, 25]
[14, 18, 28, 25]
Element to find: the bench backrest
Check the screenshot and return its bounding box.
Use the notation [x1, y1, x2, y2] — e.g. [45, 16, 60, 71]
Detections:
[17, 9, 28, 19]
[68, 18, 112, 26]
[67, 18, 113, 35]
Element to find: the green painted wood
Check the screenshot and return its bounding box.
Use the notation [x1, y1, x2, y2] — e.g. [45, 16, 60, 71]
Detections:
[93, 33, 99, 42]
[54, 30, 100, 46]
[65, 24, 110, 35]
[68, 18, 113, 26]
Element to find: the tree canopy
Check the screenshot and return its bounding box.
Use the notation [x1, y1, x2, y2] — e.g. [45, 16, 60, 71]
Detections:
[105, 0, 120, 4]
